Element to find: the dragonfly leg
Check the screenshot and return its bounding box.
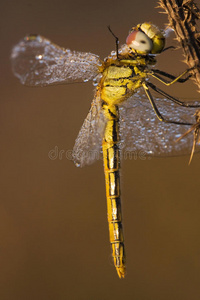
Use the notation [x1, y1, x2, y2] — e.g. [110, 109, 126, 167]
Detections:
[142, 83, 194, 125]
[147, 68, 192, 86]
[150, 69, 192, 83]
[146, 82, 200, 108]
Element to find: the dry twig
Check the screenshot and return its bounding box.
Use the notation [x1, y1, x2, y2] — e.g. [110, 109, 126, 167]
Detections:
[158, 0, 200, 92]
[158, 0, 200, 163]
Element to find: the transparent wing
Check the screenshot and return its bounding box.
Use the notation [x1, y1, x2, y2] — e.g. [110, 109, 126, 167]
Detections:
[73, 88, 200, 167]
[72, 91, 107, 167]
[119, 89, 200, 156]
[11, 35, 100, 86]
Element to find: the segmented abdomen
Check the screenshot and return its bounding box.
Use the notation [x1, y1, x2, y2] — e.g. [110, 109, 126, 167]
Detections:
[102, 104, 126, 278]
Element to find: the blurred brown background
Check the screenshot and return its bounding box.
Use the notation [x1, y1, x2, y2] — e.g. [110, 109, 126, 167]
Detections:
[1, 0, 200, 299]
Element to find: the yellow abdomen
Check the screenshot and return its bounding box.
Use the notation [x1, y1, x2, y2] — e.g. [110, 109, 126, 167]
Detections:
[100, 61, 145, 277]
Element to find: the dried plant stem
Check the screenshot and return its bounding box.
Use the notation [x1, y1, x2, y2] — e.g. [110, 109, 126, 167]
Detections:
[158, 0, 200, 92]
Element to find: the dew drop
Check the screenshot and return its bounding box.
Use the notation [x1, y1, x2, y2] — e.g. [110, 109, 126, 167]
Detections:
[36, 54, 43, 60]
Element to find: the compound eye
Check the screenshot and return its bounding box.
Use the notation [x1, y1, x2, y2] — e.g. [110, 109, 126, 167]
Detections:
[126, 30, 153, 53]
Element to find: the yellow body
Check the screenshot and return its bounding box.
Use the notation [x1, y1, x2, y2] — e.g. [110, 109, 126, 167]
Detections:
[97, 22, 174, 278]
[99, 56, 150, 278]
[98, 41, 192, 277]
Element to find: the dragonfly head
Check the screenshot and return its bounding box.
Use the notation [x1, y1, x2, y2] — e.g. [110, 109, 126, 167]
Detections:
[126, 22, 165, 55]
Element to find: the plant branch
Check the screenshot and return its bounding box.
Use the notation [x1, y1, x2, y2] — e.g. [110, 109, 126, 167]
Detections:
[158, 0, 200, 92]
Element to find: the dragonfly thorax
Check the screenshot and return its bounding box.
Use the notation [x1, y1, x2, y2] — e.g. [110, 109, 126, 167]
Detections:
[100, 62, 145, 106]
[99, 46, 157, 106]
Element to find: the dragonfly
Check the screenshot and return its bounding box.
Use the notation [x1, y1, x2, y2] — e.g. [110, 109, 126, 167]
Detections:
[11, 22, 200, 278]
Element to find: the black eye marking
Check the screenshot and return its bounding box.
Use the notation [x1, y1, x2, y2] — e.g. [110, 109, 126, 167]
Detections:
[140, 40, 146, 44]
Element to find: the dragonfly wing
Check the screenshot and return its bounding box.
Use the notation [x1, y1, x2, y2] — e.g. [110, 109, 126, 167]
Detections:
[11, 35, 100, 86]
[119, 88, 200, 157]
[73, 92, 106, 167]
